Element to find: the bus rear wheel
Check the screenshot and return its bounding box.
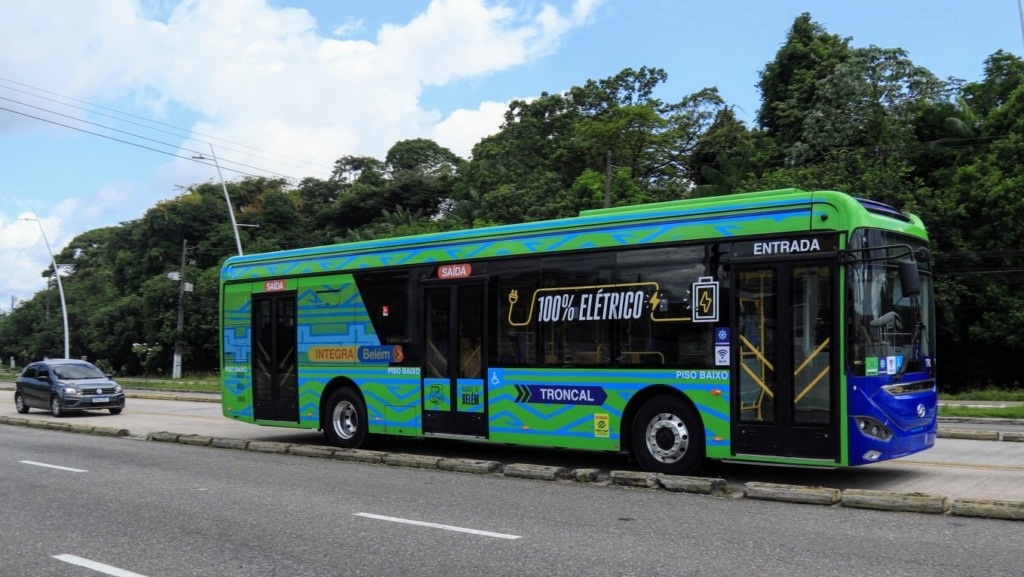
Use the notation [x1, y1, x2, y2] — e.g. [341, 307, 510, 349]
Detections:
[323, 388, 367, 449]
[631, 395, 704, 475]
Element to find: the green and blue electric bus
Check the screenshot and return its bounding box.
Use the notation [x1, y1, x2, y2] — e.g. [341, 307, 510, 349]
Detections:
[219, 188, 937, 475]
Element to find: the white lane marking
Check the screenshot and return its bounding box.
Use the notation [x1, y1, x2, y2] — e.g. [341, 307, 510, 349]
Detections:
[19, 460, 87, 473]
[355, 513, 521, 540]
[53, 554, 148, 577]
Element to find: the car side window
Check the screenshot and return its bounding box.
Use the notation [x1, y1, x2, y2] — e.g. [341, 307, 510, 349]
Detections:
[23, 366, 36, 379]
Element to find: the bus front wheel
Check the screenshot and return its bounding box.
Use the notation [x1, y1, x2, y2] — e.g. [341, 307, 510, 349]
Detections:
[631, 395, 705, 476]
[323, 388, 367, 449]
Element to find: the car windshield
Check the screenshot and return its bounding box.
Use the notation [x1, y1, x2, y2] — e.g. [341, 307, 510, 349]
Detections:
[51, 364, 105, 380]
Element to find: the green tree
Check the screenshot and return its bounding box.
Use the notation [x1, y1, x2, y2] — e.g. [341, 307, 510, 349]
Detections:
[940, 56, 1024, 386]
[457, 67, 725, 223]
[756, 13, 852, 151]
[688, 106, 758, 195]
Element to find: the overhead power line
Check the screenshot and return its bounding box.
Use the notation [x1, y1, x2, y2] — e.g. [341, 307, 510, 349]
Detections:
[0, 104, 267, 179]
[0, 76, 335, 182]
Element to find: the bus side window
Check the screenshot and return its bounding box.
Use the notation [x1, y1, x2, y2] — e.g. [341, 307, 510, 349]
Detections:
[541, 253, 614, 366]
[495, 273, 540, 366]
[354, 270, 414, 360]
[616, 245, 713, 366]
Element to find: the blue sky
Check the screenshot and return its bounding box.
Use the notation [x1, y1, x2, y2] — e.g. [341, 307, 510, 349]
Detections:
[1, 0, 1021, 312]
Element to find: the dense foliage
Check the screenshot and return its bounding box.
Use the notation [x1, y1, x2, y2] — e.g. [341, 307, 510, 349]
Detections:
[2, 14, 1022, 391]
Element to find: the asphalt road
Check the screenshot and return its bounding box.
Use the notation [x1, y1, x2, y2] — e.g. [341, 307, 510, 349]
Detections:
[3, 426, 1022, 577]
[3, 389, 1024, 503]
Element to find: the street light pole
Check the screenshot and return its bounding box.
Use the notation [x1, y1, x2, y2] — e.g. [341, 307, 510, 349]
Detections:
[194, 143, 243, 256]
[22, 214, 70, 359]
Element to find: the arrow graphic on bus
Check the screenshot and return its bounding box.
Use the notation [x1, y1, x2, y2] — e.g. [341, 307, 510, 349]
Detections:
[514, 384, 532, 403]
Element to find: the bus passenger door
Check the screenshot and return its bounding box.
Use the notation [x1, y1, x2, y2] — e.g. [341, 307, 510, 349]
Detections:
[252, 292, 299, 422]
[422, 282, 487, 437]
[732, 263, 838, 461]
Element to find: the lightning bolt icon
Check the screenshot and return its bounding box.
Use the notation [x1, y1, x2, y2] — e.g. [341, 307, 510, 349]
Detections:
[649, 292, 661, 310]
[699, 289, 713, 313]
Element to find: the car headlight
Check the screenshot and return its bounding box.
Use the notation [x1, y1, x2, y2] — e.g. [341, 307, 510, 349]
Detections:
[114, 385, 123, 393]
[64, 387, 78, 395]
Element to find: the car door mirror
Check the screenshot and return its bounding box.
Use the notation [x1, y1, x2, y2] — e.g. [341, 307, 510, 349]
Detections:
[38, 373, 50, 381]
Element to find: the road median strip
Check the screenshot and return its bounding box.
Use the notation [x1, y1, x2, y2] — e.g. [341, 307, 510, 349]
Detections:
[4, 415, 1023, 522]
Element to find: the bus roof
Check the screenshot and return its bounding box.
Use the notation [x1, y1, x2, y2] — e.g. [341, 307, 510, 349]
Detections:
[222, 188, 925, 280]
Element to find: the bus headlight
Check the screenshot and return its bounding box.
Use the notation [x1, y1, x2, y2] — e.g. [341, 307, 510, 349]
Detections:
[857, 417, 892, 441]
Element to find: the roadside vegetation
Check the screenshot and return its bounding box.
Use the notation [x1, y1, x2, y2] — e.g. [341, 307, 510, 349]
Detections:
[115, 376, 219, 394]
[940, 406, 1024, 419]
[939, 388, 1024, 419]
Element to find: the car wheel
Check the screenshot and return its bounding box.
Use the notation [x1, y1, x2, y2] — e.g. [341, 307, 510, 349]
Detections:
[109, 408, 123, 415]
[631, 394, 705, 475]
[15, 392, 30, 414]
[322, 388, 367, 449]
[50, 396, 64, 418]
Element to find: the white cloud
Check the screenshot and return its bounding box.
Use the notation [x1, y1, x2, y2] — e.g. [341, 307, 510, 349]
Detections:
[431, 100, 512, 158]
[0, 0, 602, 311]
[332, 17, 365, 38]
[0, 213, 63, 313]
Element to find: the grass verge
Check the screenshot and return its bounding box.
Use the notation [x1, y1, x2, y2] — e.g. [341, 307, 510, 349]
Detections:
[938, 406, 1024, 419]
[117, 378, 219, 393]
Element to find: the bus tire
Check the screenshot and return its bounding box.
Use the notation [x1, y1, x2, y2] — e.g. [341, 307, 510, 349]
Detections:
[323, 388, 367, 449]
[631, 395, 704, 475]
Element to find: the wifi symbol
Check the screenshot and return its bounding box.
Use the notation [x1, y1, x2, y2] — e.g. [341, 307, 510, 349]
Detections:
[717, 348, 729, 362]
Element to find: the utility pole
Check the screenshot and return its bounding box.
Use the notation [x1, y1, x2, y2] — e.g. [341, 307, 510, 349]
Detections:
[172, 239, 188, 379]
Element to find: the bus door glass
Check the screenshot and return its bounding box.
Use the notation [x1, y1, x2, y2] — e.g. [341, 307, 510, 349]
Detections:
[252, 292, 299, 422]
[732, 263, 837, 460]
[423, 282, 487, 437]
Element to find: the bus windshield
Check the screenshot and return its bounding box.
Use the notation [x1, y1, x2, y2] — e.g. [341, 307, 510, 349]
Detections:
[847, 229, 935, 377]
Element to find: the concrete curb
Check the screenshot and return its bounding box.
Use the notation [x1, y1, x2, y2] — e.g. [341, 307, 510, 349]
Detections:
[1, 415, 130, 438]
[939, 429, 1000, 441]
[841, 488, 950, 515]
[504, 463, 568, 481]
[1003, 431, 1024, 443]
[937, 428, 1024, 442]
[949, 498, 1024, 521]
[745, 482, 840, 505]
[658, 474, 728, 495]
[4, 416, 1024, 522]
[610, 470, 659, 488]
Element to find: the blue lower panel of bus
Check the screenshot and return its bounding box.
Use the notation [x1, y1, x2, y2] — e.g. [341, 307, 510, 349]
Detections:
[846, 372, 937, 466]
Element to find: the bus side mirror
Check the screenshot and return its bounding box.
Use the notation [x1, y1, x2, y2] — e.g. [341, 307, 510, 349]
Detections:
[899, 259, 920, 298]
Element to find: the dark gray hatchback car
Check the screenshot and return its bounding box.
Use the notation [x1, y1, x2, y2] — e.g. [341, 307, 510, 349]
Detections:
[14, 359, 125, 417]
